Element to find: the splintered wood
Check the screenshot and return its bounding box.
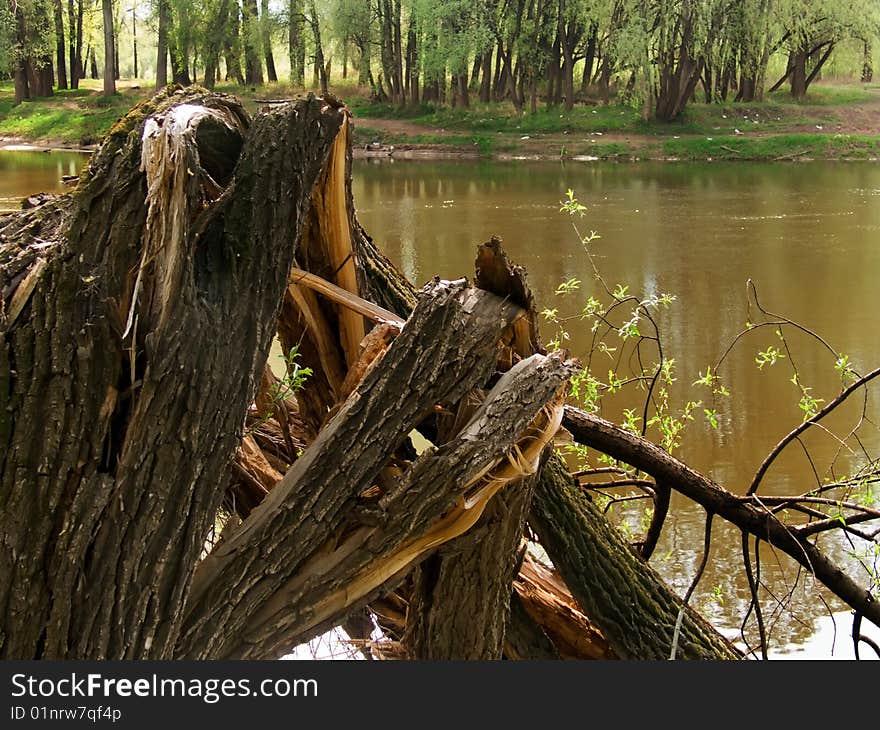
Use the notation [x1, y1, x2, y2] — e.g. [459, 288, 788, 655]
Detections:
[215, 114, 589, 659]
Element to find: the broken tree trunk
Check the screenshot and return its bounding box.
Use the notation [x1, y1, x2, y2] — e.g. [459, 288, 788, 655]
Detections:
[2, 85, 772, 663]
[2, 87, 572, 660]
[530, 456, 741, 660]
[1, 87, 345, 659]
[403, 472, 540, 660]
[401, 239, 551, 660]
[176, 280, 572, 658]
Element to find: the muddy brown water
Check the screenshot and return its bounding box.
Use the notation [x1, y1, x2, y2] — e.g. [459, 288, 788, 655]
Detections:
[4, 149, 878, 658]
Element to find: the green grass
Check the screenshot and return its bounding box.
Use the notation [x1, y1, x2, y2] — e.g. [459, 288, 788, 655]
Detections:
[347, 98, 647, 135]
[661, 133, 880, 161]
[352, 123, 497, 153]
[571, 141, 633, 158]
[770, 82, 880, 106]
[2, 77, 879, 162]
[0, 82, 144, 145]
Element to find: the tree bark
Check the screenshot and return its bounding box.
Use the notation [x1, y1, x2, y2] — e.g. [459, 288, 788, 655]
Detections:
[53, 0, 68, 89]
[156, 0, 168, 87]
[68, 0, 83, 88]
[261, 0, 278, 82]
[288, 0, 305, 85]
[530, 455, 740, 660]
[242, 0, 264, 85]
[0, 89, 571, 661]
[307, 0, 326, 94]
[0, 88, 336, 659]
[862, 40, 873, 83]
[404, 472, 538, 659]
[102, 0, 115, 95]
[790, 49, 807, 100]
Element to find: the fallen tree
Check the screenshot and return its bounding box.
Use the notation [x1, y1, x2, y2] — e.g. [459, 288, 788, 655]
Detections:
[1, 87, 877, 661]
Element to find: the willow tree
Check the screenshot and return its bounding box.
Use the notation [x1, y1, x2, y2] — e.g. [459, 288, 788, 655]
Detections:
[771, 0, 880, 99]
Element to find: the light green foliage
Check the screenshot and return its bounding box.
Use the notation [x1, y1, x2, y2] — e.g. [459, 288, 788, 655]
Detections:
[755, 344, 785, 369]
[0, 4, 15, 74]
[248, 345, 313, 434]
[551, 189, 702, 453]
[2, 0, 54, 74]
[772, 0, 880, 50]
[411, 0, 492, 79]
[834, 353, 856, 384]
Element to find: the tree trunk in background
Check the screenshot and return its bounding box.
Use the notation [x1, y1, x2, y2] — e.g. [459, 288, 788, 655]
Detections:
[288, 0, 305, 85]
[356, 39, 370, 86]
[378, 0, 400, 104]
[156, 0, 168, 87]
[261, 0, 277, 82]
[12, 2, 30, 105]
[102, 0, 115, 95]
[582, 21, 597, 93]
[654, 4, 704, 121]
[132, 6, 138, 78]
[308, 1, 327, 94]
[242, 0, 264, 85]
[203, 0, 231, 88]
[405, 20, 419, 104]
[168, 35, 192, 86]
[455, 72, 469, 108]
[393, 0, 404, 102]
[558, 0, 579, 110]
[53, 0, 68, 89]
[224, 3, 245, 85]
[789, 49, 807, 100]
[89, 46, 98, 79]
[546, 31, 560, 106]
[479, 50, 492, 103]
[114, 30, 120, 79]
[67, 0, 81, 88]
[863, 41, 874, 83]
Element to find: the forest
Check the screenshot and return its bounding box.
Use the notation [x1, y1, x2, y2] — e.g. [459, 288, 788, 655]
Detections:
[3, 0, 880, 119]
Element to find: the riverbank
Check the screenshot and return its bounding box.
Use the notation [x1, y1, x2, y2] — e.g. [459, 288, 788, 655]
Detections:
[2, 79, 880, 161]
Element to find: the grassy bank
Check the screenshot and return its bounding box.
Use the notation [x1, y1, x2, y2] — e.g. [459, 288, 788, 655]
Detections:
[2, 79, 879, 161]
[0, 83, 142, 146]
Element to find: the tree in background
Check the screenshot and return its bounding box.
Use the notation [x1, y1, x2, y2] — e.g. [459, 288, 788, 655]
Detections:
[771, 0, 878, 98]
[260, 0, 277, 81]
[4, 0, 56, 103]
[242, 0, 263, 84]
[288, 0, 305, 85]
[101, 0, 114, 93]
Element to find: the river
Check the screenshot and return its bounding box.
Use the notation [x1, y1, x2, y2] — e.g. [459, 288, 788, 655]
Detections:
[3, 149, 878, 659]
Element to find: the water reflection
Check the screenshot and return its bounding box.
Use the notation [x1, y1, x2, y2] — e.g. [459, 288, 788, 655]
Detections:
[353, 159, 880, 655]
[0, 150, 88, 211]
